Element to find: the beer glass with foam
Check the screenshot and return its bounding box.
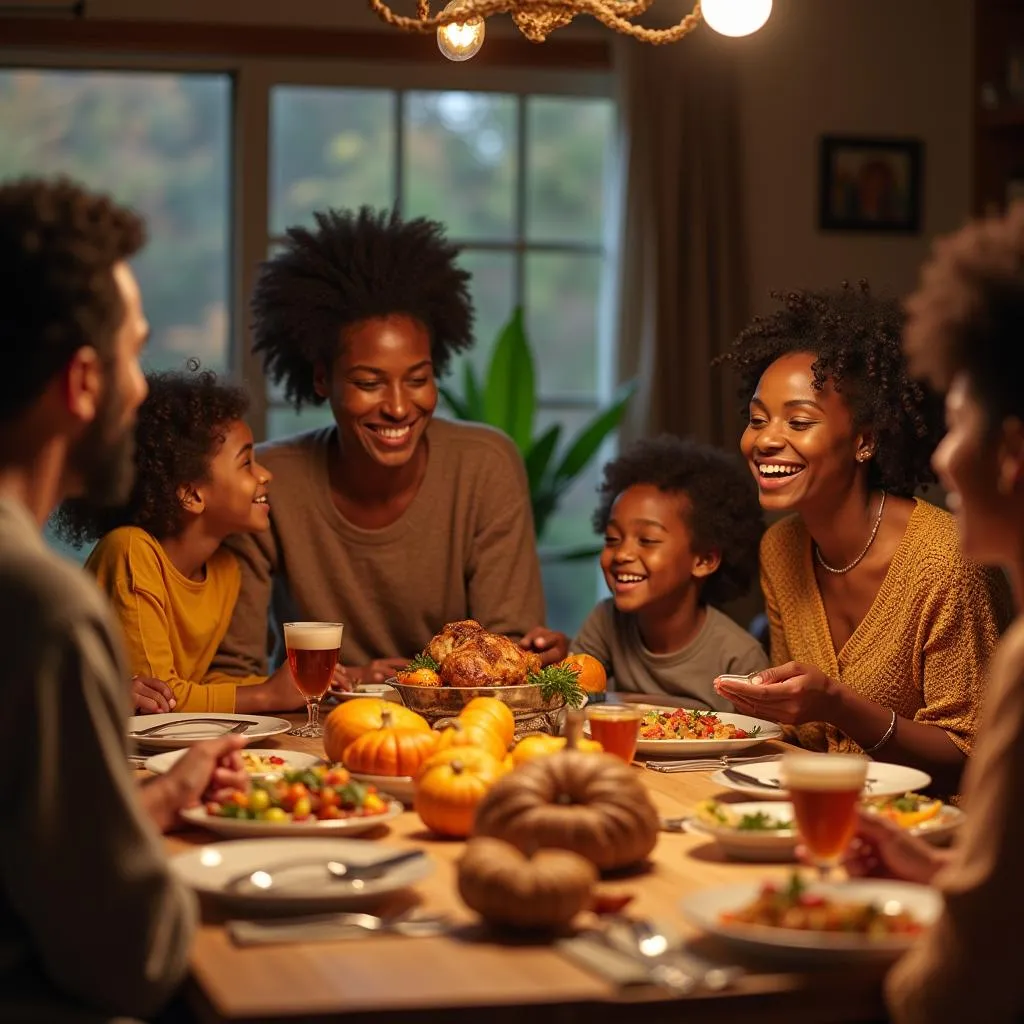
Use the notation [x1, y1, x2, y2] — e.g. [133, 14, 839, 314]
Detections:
[283, 621, 343, 738]
[780, 752, 868, 879]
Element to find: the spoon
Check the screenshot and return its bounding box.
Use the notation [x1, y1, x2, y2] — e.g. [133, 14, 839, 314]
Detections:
[225, 849, 425, 892]
[227, 908, 451, 944]
[601, 918, 697, 994]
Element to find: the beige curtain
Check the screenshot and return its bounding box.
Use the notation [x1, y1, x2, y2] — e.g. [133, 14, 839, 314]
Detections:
[613, 25, 749, 447]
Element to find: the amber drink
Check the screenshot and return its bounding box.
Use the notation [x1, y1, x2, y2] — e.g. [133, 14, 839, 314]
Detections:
[781, 752, 868, 878]
[587, 705, 642, 763]
[283, 621, 343, 738]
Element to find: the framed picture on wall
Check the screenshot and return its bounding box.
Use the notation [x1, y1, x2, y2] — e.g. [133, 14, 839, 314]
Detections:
[818, 135, 924, 233]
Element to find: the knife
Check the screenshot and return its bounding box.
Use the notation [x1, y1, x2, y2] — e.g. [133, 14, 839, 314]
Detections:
[723, 766, 782, 790]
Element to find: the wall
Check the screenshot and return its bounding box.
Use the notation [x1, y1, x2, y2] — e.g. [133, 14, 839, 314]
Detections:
[732, 0, 973, 312]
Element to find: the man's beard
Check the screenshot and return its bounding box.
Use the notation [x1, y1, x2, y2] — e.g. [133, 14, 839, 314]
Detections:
[68, 382, 136, 507]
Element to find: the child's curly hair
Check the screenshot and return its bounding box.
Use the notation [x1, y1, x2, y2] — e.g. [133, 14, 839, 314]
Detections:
[593, 435, 763, 606]
[52, 368, 249, 546]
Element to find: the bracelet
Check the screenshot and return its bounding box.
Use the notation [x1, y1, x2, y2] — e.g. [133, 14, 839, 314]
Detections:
[862, 708, 897, 755]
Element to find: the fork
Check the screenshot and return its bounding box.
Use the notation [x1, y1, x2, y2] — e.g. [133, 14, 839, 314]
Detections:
[645, 753, 782, 773]
[130, 717, 257, 738]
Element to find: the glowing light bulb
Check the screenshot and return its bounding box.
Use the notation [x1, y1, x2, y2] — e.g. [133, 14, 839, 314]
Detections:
[436, 2, 485, 62]
[701, 0, 772, 38]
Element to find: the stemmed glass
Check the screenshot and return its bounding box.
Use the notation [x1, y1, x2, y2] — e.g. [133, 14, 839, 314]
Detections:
[780, 752, 868, 880]
[283, 621, 344, 738]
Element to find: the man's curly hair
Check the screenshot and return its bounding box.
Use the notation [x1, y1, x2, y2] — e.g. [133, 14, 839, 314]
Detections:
[0, 176, 145, 422]
[52, 369, 249, 547]
[251, 206, 474, 409]
[715, 282, 943, 497]
[904, 202, 1024, 423]
[593, 436, 763, 607]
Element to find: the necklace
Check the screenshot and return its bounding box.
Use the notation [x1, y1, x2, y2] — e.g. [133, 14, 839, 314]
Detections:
[814, 490, 887, 575]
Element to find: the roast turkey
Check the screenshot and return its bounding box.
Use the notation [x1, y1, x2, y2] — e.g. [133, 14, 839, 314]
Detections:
[426, 618, 485, 665]
[439, 631, 541, 688]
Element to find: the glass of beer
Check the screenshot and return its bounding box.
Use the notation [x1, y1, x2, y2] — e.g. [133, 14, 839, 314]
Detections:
[586, 705, 642, 763]
[283, 621, 344, 738]
[781, 752, 868, 879]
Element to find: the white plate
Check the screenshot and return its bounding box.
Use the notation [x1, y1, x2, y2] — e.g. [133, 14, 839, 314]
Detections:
[634, 708, 783, 757]
[681, 879, 941, 963]
[127, 712, 292, 751]
[348, 772, 416, 806]
[144, 747, 320, 779]
[686, 801, 798, 862]
[180, 799, 404, 838]
[865, 803, 965, 847]
[172, 837, 433, 912]
[709, 760, 932, 800]
[328, 684, 402, 704]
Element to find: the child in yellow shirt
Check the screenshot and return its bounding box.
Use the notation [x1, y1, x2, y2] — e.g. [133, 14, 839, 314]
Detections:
[53, 369, 331, 713]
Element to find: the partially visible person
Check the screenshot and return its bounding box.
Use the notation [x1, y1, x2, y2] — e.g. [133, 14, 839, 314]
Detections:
[836, 203, 1024, 1024]
[212, 207, 565, 688]
[53, 369, 333, 715]
[0, 177, 247, 1022]
[571, 436, 767, 709]
[713, 283, 1011, 794]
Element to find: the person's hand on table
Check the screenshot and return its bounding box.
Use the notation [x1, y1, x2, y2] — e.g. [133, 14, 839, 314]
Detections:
[836, 809, 950, 886]
[235, 662, 307, 714]
[131, 674, 175, 713]
[520, 627, 569, 667]
[342, 658, 410, 688]
[713, 661, 841, 725]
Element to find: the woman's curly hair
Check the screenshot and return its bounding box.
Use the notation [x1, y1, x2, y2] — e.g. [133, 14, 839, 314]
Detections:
[593, 436, 764, 607]
[715, 281, 943, 496]
[904, 202, 1024, 423]
[52, 368, 249, 546]
[251, 206, 474, 409]
[0, 176, 145, 422]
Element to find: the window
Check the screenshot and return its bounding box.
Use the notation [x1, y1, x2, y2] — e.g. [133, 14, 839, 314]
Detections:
[267, 86, 617, 634]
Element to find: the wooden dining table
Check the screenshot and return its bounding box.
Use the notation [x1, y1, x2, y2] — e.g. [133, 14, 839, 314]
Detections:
[158, 710, 893, 1024]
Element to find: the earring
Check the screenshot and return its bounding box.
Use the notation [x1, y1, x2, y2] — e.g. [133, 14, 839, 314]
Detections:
[857, 450, 873, 463]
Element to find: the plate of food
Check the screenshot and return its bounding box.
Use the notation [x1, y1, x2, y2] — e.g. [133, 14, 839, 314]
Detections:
[635, 707, 782, 757]
[328, 683, 402, 704]
[145, 748, 321, 779]
[686, 800, 798, 861]
[180, 764, 402, 838]
[710, 760, 932, 800]
[172, 837, 433, 912]
[127, 712, 291, 751]
[681, 874, 941, 963]
[863, 792, 964, 846]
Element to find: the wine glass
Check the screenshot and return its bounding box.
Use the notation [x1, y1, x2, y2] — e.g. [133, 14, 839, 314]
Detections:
[282, 621, 344, 738]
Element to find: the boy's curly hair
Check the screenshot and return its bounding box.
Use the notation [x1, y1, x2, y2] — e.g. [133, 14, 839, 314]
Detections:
[251, 206, 474, 410]
[904, 202, 1024, 423]
[52, 369, 249, 546]
[715, 282, 943, 497]
[0, 176, 145, 422]
[593, 435, 763, 606]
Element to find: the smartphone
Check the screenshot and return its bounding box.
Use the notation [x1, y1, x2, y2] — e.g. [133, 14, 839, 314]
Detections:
[717, 673, 755, 685]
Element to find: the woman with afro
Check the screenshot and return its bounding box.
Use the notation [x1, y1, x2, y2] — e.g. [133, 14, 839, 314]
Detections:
[212, 207, 563, 688]
[713, 282, 1011, 792]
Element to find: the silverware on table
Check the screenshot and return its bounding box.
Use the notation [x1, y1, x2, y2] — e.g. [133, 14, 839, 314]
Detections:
[224, 849, 426, 892]
[129, 717, 258, 738]
[723, 766, 782, 789]
[228, 909, 450, 946]
[645, 753, 782, 774]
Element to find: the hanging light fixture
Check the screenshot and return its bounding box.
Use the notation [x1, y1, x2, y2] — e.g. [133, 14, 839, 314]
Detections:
[369, 2, 772, 62]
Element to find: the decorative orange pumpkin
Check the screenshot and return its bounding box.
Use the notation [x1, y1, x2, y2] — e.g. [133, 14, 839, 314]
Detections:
[510, 733, 603, 767]
[458, 696, 516, 748]
[341, 709, 440, 777]
[323, 698, 430, 762]
[414, 748, 506, 838]
[433, 717, 507, 762]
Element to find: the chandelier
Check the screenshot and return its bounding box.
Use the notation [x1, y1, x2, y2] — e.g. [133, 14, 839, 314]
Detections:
[368, 1, 772, 61]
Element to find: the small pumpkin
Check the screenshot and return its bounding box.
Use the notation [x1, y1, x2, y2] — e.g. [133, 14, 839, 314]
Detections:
[510, 733, 603, 767]
[474, 715, 659, 871]
[414, 748, 505, 838]
[433, 717, 507, 762]
[457, 836, 597, 931]
[395, 667, 442, 687]
[323, 698, 429, 762]
[458, 696, 516, 748]
[342, 708, 440, 777]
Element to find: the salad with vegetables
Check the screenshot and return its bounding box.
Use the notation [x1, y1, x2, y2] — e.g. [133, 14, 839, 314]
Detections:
[695, 799, 793, 832]
[640, 708, 760, 741]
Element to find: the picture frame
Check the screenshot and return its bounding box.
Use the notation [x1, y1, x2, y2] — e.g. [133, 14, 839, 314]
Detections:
[818, 135, 924, 233]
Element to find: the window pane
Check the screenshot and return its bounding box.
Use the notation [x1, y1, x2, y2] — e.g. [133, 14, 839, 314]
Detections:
[267, 403, 337, 441]
[403, 91, 516, 241]
[270, 86, 396, 234]
[526, 96, 614, 245]
[0, 68, 232, 373]
[525, 252, 602, 397]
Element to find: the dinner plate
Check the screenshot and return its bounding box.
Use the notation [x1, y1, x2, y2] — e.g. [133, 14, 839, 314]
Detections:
[328, 683, 402, 704]
[634, 708, 783, 757]
[681, 879, 942, 963]
[685, 801, 798, 861]
[127, 712, 291, 751]
[348, 772, 416, 806]
[180, 800, 404, 838]
[865, 803, 965, 847]
[709, 760, 932, 800]
[172, 837, 433, 912]
[144, 747, 320, 779]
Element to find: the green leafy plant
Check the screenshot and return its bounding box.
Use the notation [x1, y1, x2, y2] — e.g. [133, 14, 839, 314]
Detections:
[440, 307, 635, 559]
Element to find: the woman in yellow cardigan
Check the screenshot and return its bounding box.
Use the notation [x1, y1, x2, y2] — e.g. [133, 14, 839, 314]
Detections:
[714, 283, 1011, 793]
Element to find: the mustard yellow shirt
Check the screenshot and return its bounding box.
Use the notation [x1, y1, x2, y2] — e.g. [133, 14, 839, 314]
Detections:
[87, 526, 264, 712]
[761, 499, 1012, 754]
